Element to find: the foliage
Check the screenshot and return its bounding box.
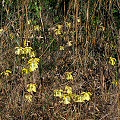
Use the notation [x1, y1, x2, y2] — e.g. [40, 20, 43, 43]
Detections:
[54, 86, 92, 104]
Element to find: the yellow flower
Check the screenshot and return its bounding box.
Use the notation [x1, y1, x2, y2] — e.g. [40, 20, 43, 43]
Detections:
[54, 29, 61, 35]
[29, 51, 36, 58]
[15, 47, 23, 55]
[34, 25, 41, 31]
[27, 20, 31, 25]
[112, 80, 118, 86]
[67, 41, 72, 46]
[27, 83, 37, 93]
[9, 33, 14, 40]
[62, 94, 71, 104]
[54, 85, 92, 104]
[60, 46, 64, 50]
[65, 86, 72, 95]
[57, 24, 63, 30]
[72, 92, 92, 103]
[0, 28, 3, 35]
[109, 57, 116, 66]
[66, 72, 74, 80]
[81, 92, 92, 101]
[22, 68, 29, 74]
[54, 89, 63, 98]
[73, 94, 85, 102]
[23, 47, 32, 55]
[77, 18, 80, 23]
[28, 58, 40, 64]
[25, 94, 32, 102]
[28, 58, 40, 72]
[1, 70, 12, 76]
[66, 22, 71, 28]
[54, 24, 63, 35]
[29, 63, 38, 72]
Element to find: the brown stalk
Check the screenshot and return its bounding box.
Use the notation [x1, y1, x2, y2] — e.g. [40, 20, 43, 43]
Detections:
[118, 29, 120, 120]
[84, 0, 90, 71]
[75, 0, 79, 60]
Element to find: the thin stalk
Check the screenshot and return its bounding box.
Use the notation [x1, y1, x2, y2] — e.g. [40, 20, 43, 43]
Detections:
[75, 0, 79, 66]
[117, 29, 120, 120]
[84, 0, 90, 71]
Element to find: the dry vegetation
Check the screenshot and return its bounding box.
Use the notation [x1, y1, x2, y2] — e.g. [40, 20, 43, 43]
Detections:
[0, 0, 120, 120]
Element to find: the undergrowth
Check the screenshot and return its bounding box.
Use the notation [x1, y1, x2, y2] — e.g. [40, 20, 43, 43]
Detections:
[0, 0, 120, 120]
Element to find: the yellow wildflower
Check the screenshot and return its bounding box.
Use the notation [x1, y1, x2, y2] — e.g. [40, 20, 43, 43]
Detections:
[54, 89, 63, 98]
[1, 70, 12, 76]
[66, 72, 74, 80]
[81, 92, 92, 101]
[109, 57, 116, 66]
[60, 46, 64, 50]
[65, 86, 72, 95]
[25, 94, 32, 102]
[22, 68, 29, 74]
[73, 94, 85, 102]
[62, 94, 71, 104]
[27, 83, 37, 93]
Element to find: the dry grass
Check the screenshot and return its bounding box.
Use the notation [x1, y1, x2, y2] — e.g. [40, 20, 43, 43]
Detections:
[0, 0, 120, 120]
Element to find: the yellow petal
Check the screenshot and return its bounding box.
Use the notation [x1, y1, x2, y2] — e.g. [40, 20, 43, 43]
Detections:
[109, 57, 116, 66]
[9, 33, 14, 40]
[77, 19, 80, 23]
[15, 47, 23, 55]
[66, 72, 74, 80]
[28, 58, 40, 64]
[5, 70, 12, 74]
[27, 20, 31, 25]
[0, 28, 3, 35]
[112, 80, 118, 86]
[29, 51, 36, 58]
[23, 47, 32, 55]
[25, 94, 32, 102]
[57, 25, 63, 30]
[29, 63, 39, 72]
[34, 25, 41, 31]
[22, 68, 29, 74]
[54, 29, 61, 35]
[27, 83, 37, 93]
[66, 22, 71, 28]
[65, 86, 72, 94]
[60, 46, 64, 50]
[67, 41, 72, 46]
[54, 89, 63, 98]
[62, 94, 71, 104]
[83, 92, 91, 101]
[2, 70, 12, 76]
[73, 95, 85, 102]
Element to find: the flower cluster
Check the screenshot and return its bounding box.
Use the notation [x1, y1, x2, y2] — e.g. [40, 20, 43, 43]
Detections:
[54, 86, 92, 104]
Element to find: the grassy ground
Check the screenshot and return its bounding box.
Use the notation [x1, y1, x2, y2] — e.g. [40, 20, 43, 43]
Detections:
[0, 0, 120, 120]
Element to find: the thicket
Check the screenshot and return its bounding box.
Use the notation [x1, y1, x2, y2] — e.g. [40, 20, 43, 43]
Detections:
[0, 0, 120, 119]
